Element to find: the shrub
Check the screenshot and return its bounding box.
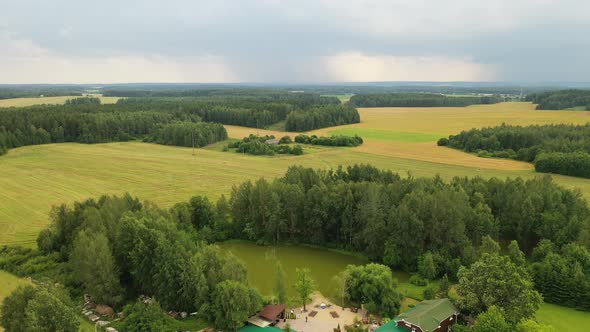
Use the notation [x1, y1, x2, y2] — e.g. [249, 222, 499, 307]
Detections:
[279, 136, 292, 144]
[409, 275, 428, 286]
[437, 138, 449, 146]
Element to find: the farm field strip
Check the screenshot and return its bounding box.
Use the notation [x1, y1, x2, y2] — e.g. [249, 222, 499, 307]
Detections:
[0, 94, 119, 107]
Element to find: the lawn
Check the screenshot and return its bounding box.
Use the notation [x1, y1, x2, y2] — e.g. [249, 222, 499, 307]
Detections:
[0, 271, 32, 332]
[0, 94, 119, 107]
[536, 303, 590, 332]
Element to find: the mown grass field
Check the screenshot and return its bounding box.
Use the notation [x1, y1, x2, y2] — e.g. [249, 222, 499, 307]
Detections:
[0, 94, 119, 107]
[2, 141, 590, 247]
[537, 303, 590, 332]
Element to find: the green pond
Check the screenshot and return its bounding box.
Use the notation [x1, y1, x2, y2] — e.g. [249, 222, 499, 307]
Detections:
[217, 240, 368, 300]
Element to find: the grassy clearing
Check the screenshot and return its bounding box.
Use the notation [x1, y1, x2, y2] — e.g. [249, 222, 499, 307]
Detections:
[536, 303, 590, 332]
[0, 94, 119, 107]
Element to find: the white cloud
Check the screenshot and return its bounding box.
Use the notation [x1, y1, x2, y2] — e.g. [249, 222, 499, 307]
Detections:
[323, 51, 495, 82]
[1, 0, 590, 82]
[0, 33, 237, 84]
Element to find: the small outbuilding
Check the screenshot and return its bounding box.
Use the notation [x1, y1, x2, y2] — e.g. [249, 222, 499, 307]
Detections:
[264, 138, 280, 145]
[247, 304, 286, 328]
[375, 299, 459, 332]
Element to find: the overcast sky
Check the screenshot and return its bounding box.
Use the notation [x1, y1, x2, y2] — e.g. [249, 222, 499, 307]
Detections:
[1, 0, 589, 84]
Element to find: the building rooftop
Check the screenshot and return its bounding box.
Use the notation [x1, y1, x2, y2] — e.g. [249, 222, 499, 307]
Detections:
[396, 298, 458, 332]
[258, 304, 286, 321]
[238, 324, 292, 332]
[375, 299, 458, 332]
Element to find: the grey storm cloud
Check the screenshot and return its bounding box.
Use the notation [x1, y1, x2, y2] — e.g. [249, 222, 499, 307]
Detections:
[1, 0, 590, 83]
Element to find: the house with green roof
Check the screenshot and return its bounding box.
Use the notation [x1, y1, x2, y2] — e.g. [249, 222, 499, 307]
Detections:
[237, 325, 286, 332]
[375, 299, 459, 332]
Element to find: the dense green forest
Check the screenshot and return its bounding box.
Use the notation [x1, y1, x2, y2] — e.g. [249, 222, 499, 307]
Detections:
[227, 135, 303, 156]
[0, 93, 351, 155]
[439, 123, 590, 178]
[294, 134, 363, 147]
[526, 89, 590, 110]
[1, 165, 589, 331]
[64, 96, 101, 105]
[348, 93, 502, 107]
[117, 94, 354, 131]
[284, 104, 360, 131]
[0, 194, 265, 331]
[156, 164, 587, 311]
[0, 103, 214, 155]
[146, 122, 227, 148]
[0, 86, 84, 99]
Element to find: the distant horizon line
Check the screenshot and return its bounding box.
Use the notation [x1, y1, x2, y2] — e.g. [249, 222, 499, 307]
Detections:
[1, 81, 590, 87]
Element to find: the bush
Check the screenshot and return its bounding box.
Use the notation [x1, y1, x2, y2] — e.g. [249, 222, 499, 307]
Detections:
[409, 275, 428, 286]
[423, 285, 437, 300]
[279, 136, 292, 144]
[437, 137, 449, 146]
[228, 135, 303, 156]
[477, 150, 491, 158]
[291, 145, 303, 155]
[294, 134, 363, 147]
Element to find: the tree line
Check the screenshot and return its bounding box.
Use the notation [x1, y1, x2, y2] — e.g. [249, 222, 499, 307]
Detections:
[348, 93, 502, 108]
[526, 89, 590, 110]
[226, 135, 303, 156]
[64, 96, 101, 105]
[0, 104, 208, 155]
[117, 97, 296, 128]
[106, 90, 341, 109]
[0, 93, 356, 155]
[146, 122, 228, 148]
[0, 86, 84, 99]
[284, 104, 360, 131]
[438, 123, 590, 178]
[294, 134, 363, 147]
